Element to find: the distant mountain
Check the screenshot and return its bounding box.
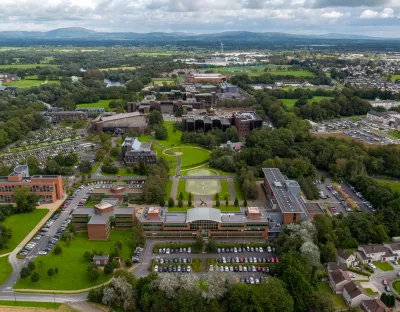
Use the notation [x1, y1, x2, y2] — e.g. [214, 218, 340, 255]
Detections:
[0, 27, 395, 41]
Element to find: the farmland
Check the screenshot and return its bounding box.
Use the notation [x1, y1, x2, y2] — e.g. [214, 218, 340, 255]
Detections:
[3, 79, 60, 88]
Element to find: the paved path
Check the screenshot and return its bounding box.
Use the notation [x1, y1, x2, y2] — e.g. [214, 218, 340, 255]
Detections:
[68, 301, 104, 312]
[170, 177, 179, 200]
[227, 177, 236, 200]
[180, 176, 236, 180]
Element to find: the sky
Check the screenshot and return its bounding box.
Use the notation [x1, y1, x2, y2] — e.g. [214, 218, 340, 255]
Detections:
[0, 0, 400, 37]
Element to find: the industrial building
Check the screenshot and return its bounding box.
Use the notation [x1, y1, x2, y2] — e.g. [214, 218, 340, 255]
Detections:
[122, 137, 157, 166]
[140, 206, 270, 238]
[0, 165, 63, 204]
[71, 198, 135, 240]
[90, 112, 148, 134]
[262, 168, 308, 224]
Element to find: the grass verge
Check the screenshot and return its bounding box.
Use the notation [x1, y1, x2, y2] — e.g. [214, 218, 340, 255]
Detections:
[0, 300, 61, 308]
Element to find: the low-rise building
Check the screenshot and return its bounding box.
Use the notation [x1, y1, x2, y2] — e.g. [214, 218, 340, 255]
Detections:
[186, 73, 227, 83]
[93, 255, 109, 266]
[361, 299, 388, 312]
[232, 112, 263, 137]
[122, 137, 156, 166]
[343, 282, 370, 308]
[49, 111, 88, 123]
[76, 107, 105, 117]
[91, 112, 148, 134]
[0, 165, 63, 204]
[337, 248, 357, 267]
[356, 244, 396, 263]
[328, 269, 351, 294]
[89, 184, 143, 202]
[0, 73, 18, 82]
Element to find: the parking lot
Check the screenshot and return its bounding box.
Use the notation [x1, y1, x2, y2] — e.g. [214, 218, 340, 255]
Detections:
[151, 244, 277, 285]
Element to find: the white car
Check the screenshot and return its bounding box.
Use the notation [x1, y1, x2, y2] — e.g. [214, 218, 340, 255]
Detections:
[154, 265, 158, 272]
[38, 251, 48, 256]
[267, 246, 272, 252]
[259, 247, 263, 253]
[209, 265, 214, 272]
[187, 266, 191, 272]
[225, 266, 229, 272]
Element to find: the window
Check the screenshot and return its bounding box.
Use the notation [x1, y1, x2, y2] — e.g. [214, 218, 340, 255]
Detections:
[190, 220, 218, 231]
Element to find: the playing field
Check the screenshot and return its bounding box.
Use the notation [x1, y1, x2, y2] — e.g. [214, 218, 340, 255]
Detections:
[268, 70, 315, 77]
[15, 231, 132, 290]
[3, 79, 60, 88]
[376, 179, 400, 193]
[186, 179, 220, 196]
[163, 146, 210, 168]
[1, 209, 49, 255]
[76, 99, 121, 109]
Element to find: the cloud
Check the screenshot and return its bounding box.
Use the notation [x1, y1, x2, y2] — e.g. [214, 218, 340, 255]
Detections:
[321, 10, 344, 18]
[360, 7, 395, 18]
[312, 0, 391, 8]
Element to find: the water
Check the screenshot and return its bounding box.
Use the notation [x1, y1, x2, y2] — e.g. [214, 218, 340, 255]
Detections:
[104, 79, 125, 87]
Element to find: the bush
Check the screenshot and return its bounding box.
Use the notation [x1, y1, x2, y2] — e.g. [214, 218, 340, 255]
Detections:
[125, 259, 132, 267]
[88, 268, 99, 282]
[104, 262, 114, 275]
[83, 251, 94, 262]
[31, 272, 40, 283]
[112, 260, 121, 269]
[54, 246, 62, 255]
[28, 261, 36, 271]
[347, 266, 371, 277]
[20, 267, 31, 279]
[87, 262, 98, 273]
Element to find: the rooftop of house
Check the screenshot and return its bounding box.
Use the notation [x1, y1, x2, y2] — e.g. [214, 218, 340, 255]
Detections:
[362, 299, 387, 312]
[338, 248, 353, 260]
[344, 281, 368, 299]
[329, 269, 351, 285]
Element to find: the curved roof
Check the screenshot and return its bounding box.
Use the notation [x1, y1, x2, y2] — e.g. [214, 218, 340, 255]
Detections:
[186, 208, 221, 223]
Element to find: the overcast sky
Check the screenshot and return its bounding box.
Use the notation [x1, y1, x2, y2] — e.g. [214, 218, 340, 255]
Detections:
[1, 0, 400, 37]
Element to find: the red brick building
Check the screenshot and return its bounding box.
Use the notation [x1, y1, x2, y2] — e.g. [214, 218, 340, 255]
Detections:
[186, 73, 227, 83]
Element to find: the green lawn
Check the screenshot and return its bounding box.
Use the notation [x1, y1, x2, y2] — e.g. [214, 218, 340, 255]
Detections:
[389, 130, 400, 139]
[281, 96, 334, 109]
[15, 231, 132, 290]
[373, 261, 394, 271]
[317, 282, 348, 309]
[268, 70, 315, 77]
[215, 179, 230, 200]
[3, 79, 60, 88]
[164, 146, 210, 168]
[165, 180, 173, 200]
[308, 96, 334, 103]
[393, 279, 400, 294]
[281, 99, 298, 109]
[207, 65, 267, 76]
[0, 257, 12, 286]
[101, 168, 139, 177]
[234, 181, 244, 200]
[76, 99, 121, 109]
[392, 75, 400, 82]
[176, 180, 189, 200]
[154, 122, 182, 148]
[376, 179, 400, 193]
[151, 78, 179, 86]
[364, 288, 378, 295]
[0, 300, 61, 308]
[90, 163, 100, 174]
[0, 64, 58, 69]
[1, 209, 49, 255]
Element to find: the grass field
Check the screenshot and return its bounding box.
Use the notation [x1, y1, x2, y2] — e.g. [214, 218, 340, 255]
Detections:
[187, 168, 218, 176]
[0, 300, 61, 308]
[0, 64, 58, 69]
[373, 261, 394, 271]
[1, 209, 49, 255]
[217, 179, 230, 200]
[234, 181, 244, 200]
[389, 130, 400, 139]
[76, 99, 121, 109]
[3, 79, 60, 88]
[392, 75, 400, 82]
[364, 288, 379, 295]
[268, 70, 315, 77]
[151, 78, 179, 86]
[317, 282, 347, 309]
[308, 96, 334, 103]
[281, 96, 334, 109]
[176, 180, 189, 200]
[0, 257, 12, 286]
[15, 231, 132, 290]
[281, 99, 298, 109]
[376, 179, 400, 193]
[155, 122, 182, 148]
[393, 279, 400, 294]
[163, 146, 210, 168]
[165, 180, 173, 200]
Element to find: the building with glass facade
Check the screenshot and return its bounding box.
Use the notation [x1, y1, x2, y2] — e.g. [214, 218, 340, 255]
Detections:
[139, 207, 270, 238]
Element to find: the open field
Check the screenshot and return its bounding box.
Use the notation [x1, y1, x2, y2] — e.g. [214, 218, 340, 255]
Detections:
[317, 282, 348, 309]
[151, 78, 179, 86]
[268, 70, 315, 77]
[373, 261, 394, 271]
[0, 257, 12, 286]
[218, 179, 230, 200]
[282, 96, 334, 109]
[308, 96, 334, 103]
[1, 209, 49, 255]
[281, 99, 297, 109]
[393, 279, 400, 294]
[4, 79, 60, 88]
[15, 231, 132, 290]
[163, 146, 210, 168]
[0, 64, 58, 69]
[155, 122, 182, 147]
[76, 99, 121, 109]
[392, 75, 400, 82]
[376, 179, 400, 193]
[187, 168, 218, 176]
[187, 179, 220, 196]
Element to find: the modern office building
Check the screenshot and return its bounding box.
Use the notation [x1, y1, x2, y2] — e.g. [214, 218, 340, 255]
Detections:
[76, 107, 105, 117]
[91, 112, 148, 134]
[122, 137, 157, 165]
[71, 198, 136, 240]
[186, 73, 227, 83]
[139, 206, 270, 238]
[0, 165, 63, 204]
[262, 168, 308, 224]
[48, 111, 88, 123]
[232, 112, 263, 137]
[89, 184, 144, 201]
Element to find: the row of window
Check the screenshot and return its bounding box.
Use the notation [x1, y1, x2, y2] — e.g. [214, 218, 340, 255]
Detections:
[144, 232, 197, 237]
[211, 232, 264, 237]
[164, 224, 189, 228]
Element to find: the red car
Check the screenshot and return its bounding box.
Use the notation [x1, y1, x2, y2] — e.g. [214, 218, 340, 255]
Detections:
[270, 257, 275, 263]
[275, 257, 279, 263]
[256, 266, 261, 272]
[382, 280, 388, 285]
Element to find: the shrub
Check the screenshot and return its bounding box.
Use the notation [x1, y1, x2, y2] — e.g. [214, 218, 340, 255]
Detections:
[28, 261, 36, 271]
[125, 259, 132, 267]
[347, 267, 371, 277]
[112, 260, 121, 269]
[104, 262, 114, 275]
[87, 262, 98, 273]
[20, 267, 30, 279]
[31, 272, 40, 283]
[83, 251, 94, 262]
[88, 268, 99, 282]
[54, 246, 62, 255]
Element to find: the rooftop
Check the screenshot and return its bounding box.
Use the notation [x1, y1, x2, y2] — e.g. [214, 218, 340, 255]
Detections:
[233, 111, 262, 121]
[344, 281, 368, 299]
[88, 214, 111, 225]
[99, 112, 143, 122]
[186, 208, 222, 223]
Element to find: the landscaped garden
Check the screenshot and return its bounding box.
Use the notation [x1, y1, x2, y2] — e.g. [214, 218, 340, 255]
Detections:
[1, 209, 49, 255]
[14, 231, 132, 290]
[163, 146, 210, 168]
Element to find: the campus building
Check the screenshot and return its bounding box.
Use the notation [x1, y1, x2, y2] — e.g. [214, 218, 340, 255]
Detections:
[139, 206, 270, 238]
[48, 111, 88, 123]
[122, 137, 157, 166]
[71, 198, 136, 240]
[0, 165, 63, 204]
[186, 73, 227, 83]
[232, 112, 263, 137]
[89, 184, 144, 202]
[91, 112, 149, 134]
[76, 107, 105, 117]
[262, 168, 308, 224]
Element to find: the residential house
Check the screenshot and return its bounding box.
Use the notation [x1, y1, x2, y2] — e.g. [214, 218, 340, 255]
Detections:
[337, 248, 357, 267]
[93, 255, 109, 266]
[383, 242, 400, 261]
[356, 244, 396, 263]
[343, 281, 370, 308]
[361, 299, 387, 312]
[328, 269, 351, 294]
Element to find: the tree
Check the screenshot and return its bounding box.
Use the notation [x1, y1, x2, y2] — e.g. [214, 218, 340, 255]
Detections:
[216, 199, 220, 207]
[55, 268, 58, 274]
[47, 268, 54, 277]
[243, 198, 248, 207]
[178, 192, 184, 200]
[155, 124, 168, 140]
[320, 242, 337, 263]
[149, 110, 163, 126]
[104, 262, 114, 275]
[83, 251, 94, 262]
[194, 235, 204, 251]
[28, 261, 36, 271]
[215, 193, 219, 200]
[20, 267, 30, 279]
[31, 272, 40, 283]
[13, 187, 39, 213]
[168, 197, 174, 208]
[188, 197, 192, 207]
[54, 246, 62, 255]
[207, 238, 218, 253]
[88, 268, 100, 282]
[381, 293, 388, 306]
[110, 146, 121, 157]
[178, 198, 183, 207]
[78, 160, 92, 174]
[234, 197, 239, 207]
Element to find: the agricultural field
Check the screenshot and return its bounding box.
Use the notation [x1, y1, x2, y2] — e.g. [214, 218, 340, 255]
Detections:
[0, 64, 58, 69]
[76, 99, 121, 109]
[15, 231, 132, 290]
[376, 179, 400, 193]
[3, 79, 60, 88]
[1, 209, 49, 255]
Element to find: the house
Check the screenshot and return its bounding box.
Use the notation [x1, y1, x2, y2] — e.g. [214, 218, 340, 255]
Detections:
[383, 242, 400, 260]
[337, 248, 357, 267]
[343, 282, 370, 308]
[328, 269, 351, 294]
[361, 299, 387, 312]
[356, 244, 396, 263]
[93, 255, 109, 266]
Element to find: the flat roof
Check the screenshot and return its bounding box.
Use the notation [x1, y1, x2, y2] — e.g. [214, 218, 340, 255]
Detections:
[262, 168, 305, 214]
[88, 214, 111, 225]
[100, 112, 142, 122]
[115, 207, 135, 214]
